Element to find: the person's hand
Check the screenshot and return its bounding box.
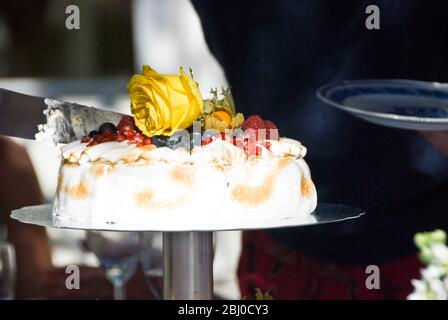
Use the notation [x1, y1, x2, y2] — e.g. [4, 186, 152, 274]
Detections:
[35, 266, 154, 300]
[419, 131, 448, 157]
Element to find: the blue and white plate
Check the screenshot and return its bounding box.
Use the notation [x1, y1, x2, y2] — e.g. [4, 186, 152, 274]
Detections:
[317, 79, 448, 130]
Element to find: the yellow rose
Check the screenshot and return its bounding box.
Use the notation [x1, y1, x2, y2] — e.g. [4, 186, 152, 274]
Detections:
[127, 65, 204, 136]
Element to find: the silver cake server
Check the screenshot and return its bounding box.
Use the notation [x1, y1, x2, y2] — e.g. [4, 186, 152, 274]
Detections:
[0, 87, 126, 144]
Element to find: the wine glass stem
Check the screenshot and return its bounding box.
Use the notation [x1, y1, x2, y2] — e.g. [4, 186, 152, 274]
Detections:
[113, 281, 125, 300]
[148, 278, 162, 300]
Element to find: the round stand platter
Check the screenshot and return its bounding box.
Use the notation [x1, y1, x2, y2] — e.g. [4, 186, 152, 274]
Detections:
[10, 203, 364, 300]
[11, 203, 364, 232]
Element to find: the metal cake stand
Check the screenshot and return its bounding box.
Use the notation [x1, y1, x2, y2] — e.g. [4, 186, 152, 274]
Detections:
[11, 203, 364, 300]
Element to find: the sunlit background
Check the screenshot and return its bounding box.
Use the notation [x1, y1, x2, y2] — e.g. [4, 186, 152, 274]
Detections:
[0, 0, 240, 299]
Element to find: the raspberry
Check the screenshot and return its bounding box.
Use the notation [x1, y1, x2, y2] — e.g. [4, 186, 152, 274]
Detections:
[264, 120, 277, 130]
[242, 115, 265, 132]
[81, 135, 91, 143]
[264, 120, 278, 140]
[242, 115, 267, 143]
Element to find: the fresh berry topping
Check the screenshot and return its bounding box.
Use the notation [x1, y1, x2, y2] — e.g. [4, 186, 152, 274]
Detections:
[116, 116, 137, 132]
[88, 130, 99, 138]
[116, 134, 126, 142]
[101, 129, 114, 136]
[98, 122, 116, 134]
[152, 135, 168, 148]
[264, 120, 277, 130]
[122, 129, 135, 139]
[143, 137, 152, 145]
[201, 137, 213, 146]
[166, 136, 180, 147]
[131, 133, 144, 144]
[98, 134, 115, 143]
[81, 135, 91, 143]
[242, 115, 265, 131]
[264, 120, 278, 140]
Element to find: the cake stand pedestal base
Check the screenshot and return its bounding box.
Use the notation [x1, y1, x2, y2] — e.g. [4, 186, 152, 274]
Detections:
[163, 232, 213, 300]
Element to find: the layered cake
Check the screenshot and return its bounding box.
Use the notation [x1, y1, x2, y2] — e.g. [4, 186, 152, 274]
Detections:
[52, 66, 317, 228]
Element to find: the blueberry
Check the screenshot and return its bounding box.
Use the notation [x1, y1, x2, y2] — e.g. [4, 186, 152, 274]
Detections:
[98, 122, 116, 134]
[152, 135, 168, 147]
[88, 130, 99, 138]
[168, 133, 192, 150]
[153, 134, 189, 149]
[166, 135, 182, 147]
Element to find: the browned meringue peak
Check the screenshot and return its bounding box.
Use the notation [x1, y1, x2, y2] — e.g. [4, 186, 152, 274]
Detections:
[269, 138, 307, 158]
[191, 139, 247, 165]
[139, 146, 192, 164]
[61, 140, 88, 162]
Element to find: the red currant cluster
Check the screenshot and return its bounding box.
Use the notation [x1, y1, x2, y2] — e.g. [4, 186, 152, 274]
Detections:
[81, 116, 152, 147]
